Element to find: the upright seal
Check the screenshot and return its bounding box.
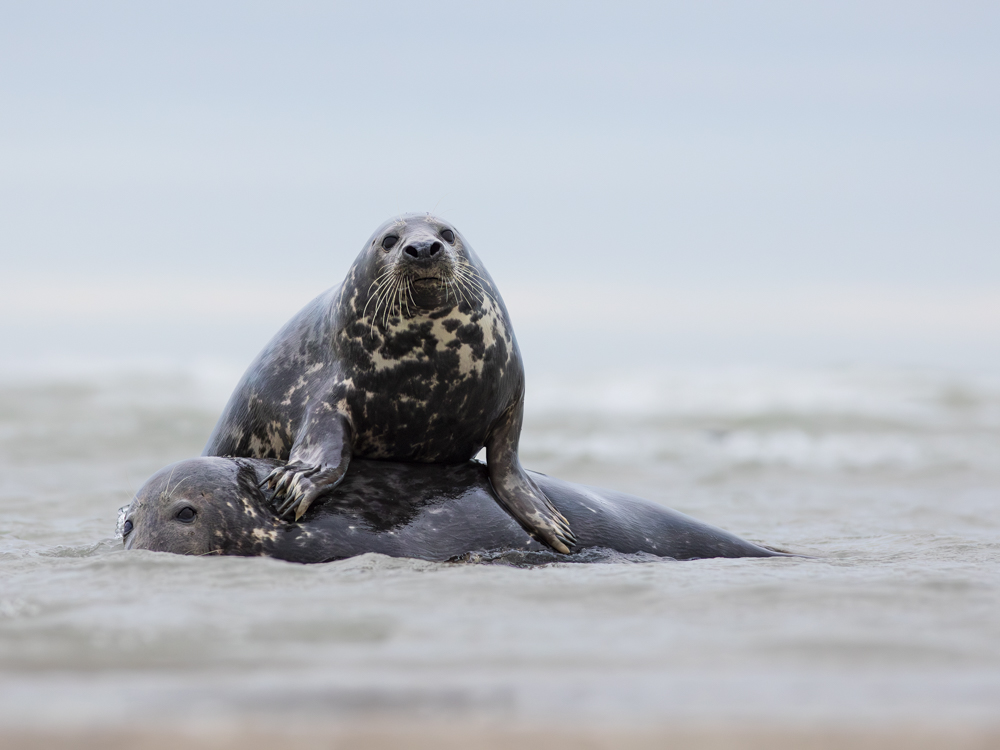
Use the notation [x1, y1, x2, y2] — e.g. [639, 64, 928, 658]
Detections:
[203, 214, 575, 552]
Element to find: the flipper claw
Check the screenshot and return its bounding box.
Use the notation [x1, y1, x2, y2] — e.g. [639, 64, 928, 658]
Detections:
[267, 461, 347, 521]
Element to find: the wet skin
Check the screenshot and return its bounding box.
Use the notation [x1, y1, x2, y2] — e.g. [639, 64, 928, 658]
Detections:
[203, 214, 574, 552]
[123, 457, 786, 563]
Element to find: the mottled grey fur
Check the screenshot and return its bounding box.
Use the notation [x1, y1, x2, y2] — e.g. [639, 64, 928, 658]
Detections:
[203, 214, 574, 551]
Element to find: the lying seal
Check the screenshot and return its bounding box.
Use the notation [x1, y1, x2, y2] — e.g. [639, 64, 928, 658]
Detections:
[203, 214, 574, 552]
[122, 457, 786, 562]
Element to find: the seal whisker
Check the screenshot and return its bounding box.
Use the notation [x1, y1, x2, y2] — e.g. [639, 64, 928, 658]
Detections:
[441, 277, 458, 308]
[371, 270, 401, 333]
[392, 275, 405, 325]
[442, 262, 467, 307]
[403, 275, 417, 318]
[453, 267, 488, 307]
[364, 268, 397, 317]
[454, 263, 496, 303]
[123, 469, 137, 498]
[366, 267, 395, 293]
[371, 277, 392, 327]
[161, 464, 183, 499]
[364, 274, 387, 324]
[438, 279, 458, 305]
[451, 273, 474, 307]
[451, 276, 474, 311]
[453, 263, 484, 289]
[383, 275, 402, 329]
[442, 272, 461, 305]
[375, 277, 392, 331]
[467, 276, 497, 307]
[366, 285, 385, 335]
[162, 475, 194, 500]
[363, 287, 382, 327]
[455, 261, 490, 287]
[366, 266, 395, 290]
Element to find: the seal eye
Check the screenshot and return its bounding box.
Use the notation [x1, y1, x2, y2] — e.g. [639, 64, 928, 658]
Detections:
[382, 235, 399, 250]
[440, 229, 455, 244]
[122, 519, 133, 536]
[176, 506, 197, 523]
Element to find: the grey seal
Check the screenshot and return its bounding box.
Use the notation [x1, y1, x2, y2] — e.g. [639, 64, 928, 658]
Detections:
[203, 214, 574, 552]
[122, 457, 787, 562]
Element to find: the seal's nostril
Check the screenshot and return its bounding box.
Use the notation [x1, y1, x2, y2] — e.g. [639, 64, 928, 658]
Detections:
[403, 242, 441, 260]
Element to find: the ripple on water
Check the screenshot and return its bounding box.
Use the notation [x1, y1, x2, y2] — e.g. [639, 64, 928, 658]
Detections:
[1, 367, 999, 731]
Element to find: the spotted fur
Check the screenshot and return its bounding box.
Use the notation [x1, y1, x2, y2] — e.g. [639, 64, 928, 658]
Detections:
[203, 214, 575, 552]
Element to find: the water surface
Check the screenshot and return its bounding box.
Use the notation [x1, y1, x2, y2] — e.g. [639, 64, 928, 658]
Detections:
[1, 364, 998, 744]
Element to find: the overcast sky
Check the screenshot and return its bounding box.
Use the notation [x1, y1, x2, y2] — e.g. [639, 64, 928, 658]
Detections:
[1, 1, 998, 371]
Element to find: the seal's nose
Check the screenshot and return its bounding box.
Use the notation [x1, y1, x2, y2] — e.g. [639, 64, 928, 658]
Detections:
[402, 240, 443, 260]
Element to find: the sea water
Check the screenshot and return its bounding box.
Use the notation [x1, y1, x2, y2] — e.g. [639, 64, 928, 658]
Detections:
[1, 362, 998, 745]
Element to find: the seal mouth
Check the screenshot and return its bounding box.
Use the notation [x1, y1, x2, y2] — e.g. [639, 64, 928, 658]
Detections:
[405, 275, 454, 311]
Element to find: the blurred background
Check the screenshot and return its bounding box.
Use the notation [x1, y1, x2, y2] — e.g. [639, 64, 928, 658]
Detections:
[1, 0, 997, 376]
[2, 2, 999, 748]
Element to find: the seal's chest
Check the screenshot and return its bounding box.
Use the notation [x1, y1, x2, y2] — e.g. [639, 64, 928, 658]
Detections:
[361, 304, 512, 382]
[346, 307, 516, 460]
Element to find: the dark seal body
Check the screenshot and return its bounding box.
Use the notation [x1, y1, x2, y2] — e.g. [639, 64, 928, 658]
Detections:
[123, 458, 786, 563]
[203, 214, 574, 551]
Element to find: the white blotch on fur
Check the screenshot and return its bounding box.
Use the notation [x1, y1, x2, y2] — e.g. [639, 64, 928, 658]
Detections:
[368, 298, 509, 376]
[281, 374, 311, 406]
[252, 528, 278, 542]
[248, 435, 268, 456]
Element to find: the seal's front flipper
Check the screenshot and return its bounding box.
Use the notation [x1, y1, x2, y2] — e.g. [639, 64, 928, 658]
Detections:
[266, 410, 353, 520]
[265, 461, 348, 520]
[486, 400, 577, 553]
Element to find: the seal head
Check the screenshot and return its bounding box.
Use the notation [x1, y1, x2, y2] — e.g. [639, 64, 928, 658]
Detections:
[122, 458, 280, 556]
[359, 216, 475, 322]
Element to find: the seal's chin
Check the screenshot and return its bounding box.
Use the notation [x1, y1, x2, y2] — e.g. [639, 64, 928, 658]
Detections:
[409, 277, 449, 309]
